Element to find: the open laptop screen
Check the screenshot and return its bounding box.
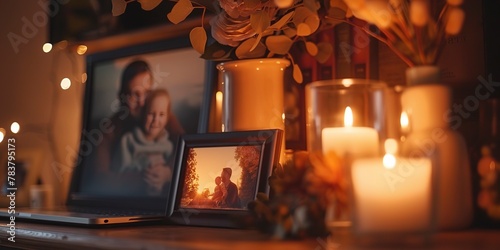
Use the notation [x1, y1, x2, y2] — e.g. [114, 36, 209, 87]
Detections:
[67, 36, 212, 211]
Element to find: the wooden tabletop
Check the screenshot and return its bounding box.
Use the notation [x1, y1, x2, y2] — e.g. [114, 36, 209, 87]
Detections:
[1, 221, 499, 250]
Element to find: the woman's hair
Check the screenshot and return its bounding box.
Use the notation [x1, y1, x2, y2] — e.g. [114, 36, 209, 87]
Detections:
[118, 59, 151, 99]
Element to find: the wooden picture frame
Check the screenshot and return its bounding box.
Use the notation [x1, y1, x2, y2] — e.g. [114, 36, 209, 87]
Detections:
[168, 129, 283, 228]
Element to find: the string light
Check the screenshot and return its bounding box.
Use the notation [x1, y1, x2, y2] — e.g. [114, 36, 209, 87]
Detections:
[0, 128, 5, 143]
[43, 43, 52, 53]
[10, 122, 20, 134]
[60, 78, 71, 90]
[76, 45, 87, 55]
[81, 73, 87, 83]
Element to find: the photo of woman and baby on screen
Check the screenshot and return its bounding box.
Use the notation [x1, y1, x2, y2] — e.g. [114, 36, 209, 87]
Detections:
[80, 47, 206, 197]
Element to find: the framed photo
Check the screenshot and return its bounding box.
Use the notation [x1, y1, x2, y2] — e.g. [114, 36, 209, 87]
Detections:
[168, 129, 283, 228]
[65, 34, 217, 212]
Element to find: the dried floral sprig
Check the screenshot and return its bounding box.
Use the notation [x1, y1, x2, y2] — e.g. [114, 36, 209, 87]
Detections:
[112, 0, 346, 83]
[247, 151, 342, 239]
[325, 0, 466, 67]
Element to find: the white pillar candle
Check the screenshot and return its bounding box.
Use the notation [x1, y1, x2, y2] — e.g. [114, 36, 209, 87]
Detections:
[322, 107, 379, 158]
[351, 156, 433, 233]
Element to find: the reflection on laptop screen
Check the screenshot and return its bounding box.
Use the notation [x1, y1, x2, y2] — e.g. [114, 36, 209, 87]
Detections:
[73, 37, 207, 202]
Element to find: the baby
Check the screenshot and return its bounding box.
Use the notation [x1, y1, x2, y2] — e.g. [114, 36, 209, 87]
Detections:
[118, 89, 174, 194]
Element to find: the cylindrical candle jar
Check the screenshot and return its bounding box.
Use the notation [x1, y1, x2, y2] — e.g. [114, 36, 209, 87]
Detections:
[305, 79, 388, 228]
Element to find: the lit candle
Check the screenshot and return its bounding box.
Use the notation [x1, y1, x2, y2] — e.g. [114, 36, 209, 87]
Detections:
[351, 140, 433, 233]
[322, 107, 379, 158]
[216, 91, 223, 132]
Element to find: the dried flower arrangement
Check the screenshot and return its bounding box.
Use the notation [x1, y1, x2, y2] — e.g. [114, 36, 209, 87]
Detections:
[326, 0, 466, 67]
[246, 151, 339, 239]
[112, 0, 348, 83]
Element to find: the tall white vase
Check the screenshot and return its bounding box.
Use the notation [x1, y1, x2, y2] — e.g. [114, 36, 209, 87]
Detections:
[217, 59, 290, 132]
[401, 66, 473, 230]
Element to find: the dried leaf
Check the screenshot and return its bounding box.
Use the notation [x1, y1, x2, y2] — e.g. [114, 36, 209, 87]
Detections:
[445, 7, 465, 35]
[314, 42, 333, 64]
[201, 42, 233, 61]
[250, 32, 264, 52]
[328, 7, 347, 19]
[190, 27, 207, 54]
[167, 0, 194, 24]
[282, 27, 297, 38]
[111, 0, 127, 16]
[138, 0, 162, 11]
[292, 6, 314, 26]
[243, 0, 261, 9]
[293, 64, 303, 83]
[296, 23, 311, 37]
[269, 11, 295, 30]
[250, 10, 271, 33]
[304, 14, 320, 34]
[305, 41, 318, 56]
[265, 35, 293, 55]
[236, 38, 266, 59]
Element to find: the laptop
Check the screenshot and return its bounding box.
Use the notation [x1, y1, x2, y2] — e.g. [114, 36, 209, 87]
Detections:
[0, 36, 212, 225]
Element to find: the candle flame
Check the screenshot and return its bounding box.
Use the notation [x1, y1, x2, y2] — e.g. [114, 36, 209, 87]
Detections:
[383, 153, 396, 169]
[216, 91, 223, 102]
[344, 106, 353, 127]
[400, 111, 409, 130]
[341, 79, 354, 87]
[384, 138, 398, 155]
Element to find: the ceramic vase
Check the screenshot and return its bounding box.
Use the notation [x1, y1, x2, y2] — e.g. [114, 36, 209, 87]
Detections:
[217, 58, 290, 132]
[401, 66, 473, 230]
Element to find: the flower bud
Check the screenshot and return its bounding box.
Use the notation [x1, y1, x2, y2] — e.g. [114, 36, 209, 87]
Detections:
[410, 0, 430, 27]
[274, 0, 294, 8]
[445, 7, 465, 35]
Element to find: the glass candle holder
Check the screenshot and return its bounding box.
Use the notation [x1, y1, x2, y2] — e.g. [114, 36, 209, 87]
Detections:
[305, 79, 388, 228]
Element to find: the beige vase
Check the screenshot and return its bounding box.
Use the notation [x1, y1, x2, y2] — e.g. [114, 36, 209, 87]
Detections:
[401, 66, 473, 230]
[217, 58, 290, 132]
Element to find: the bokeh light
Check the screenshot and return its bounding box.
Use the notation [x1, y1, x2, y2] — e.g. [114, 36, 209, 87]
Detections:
[10, 122, 20, 134]
[61, 78, 71, 90]
[42, 43, 52, 53]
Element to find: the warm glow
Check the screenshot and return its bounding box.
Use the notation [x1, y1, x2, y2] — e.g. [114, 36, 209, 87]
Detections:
[383, 138, 398, 169]
[344, 106, 353, 127]
[216, 91, 223, 102]
[57, 40, 68, 49]
[81, 73, 87, 83]
[400, 111, 409, 130]
[42, 43, 52, 53]
[10, 122, 20, 134]
[384, 138, 398, 155]
[76, 45, 87, 55]
[61, 78, 71, 90]
[383, 153, 396, 169]
[341, 78, 354, 87]
[0, 128, 5, 143]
